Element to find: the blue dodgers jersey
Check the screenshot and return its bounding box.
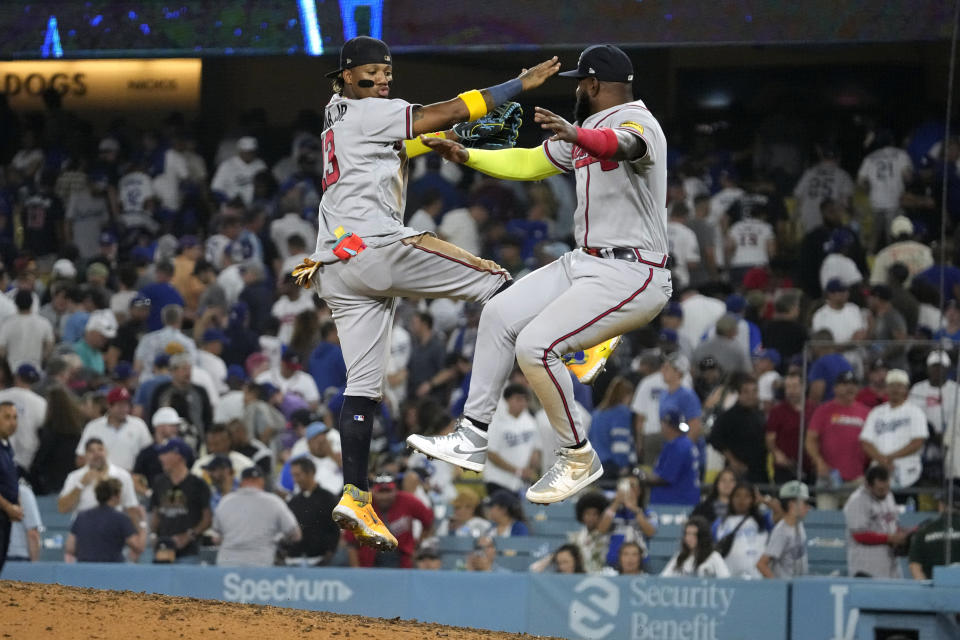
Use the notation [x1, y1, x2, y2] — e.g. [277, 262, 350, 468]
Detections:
[650, 435, 700, 506]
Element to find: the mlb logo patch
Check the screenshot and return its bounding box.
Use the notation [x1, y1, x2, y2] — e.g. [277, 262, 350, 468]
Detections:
[353, 414, 365, 422]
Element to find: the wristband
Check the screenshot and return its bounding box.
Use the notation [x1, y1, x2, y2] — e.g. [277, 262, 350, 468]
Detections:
[485, 78, 523, 108]
[458, 89, 487, 121]
[576, 127, 620, 160]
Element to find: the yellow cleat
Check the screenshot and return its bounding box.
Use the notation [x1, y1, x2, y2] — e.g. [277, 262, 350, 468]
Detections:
[562, 336, 623, 385]
[332, 484, 398, 551]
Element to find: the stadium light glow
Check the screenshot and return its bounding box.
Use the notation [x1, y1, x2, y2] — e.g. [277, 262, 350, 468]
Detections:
[298, 0, 324, 55]
[42, 16, 63, 58]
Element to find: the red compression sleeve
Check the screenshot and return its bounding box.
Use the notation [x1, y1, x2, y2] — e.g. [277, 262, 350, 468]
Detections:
[851, 531, 889, 545]
[575, 127, 619, 159]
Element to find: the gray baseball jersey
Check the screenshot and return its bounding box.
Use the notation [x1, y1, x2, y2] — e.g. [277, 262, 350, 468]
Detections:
[793, 161, 855, 232]
[843, 485, 901, 578]
[315, 93, 422, 258]
[542, 99, 668, 254]
[463, 99, 672, 448]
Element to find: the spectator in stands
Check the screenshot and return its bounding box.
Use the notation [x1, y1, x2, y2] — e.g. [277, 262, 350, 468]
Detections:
[202, 455, 237, 511]
[661, 515, 730, 578]
[765, 372, 808, 483]
[708, 376, 767, 483]
[856, 357, 889, 409]
[794, 143, 854, 233]
[281, 457, 340, 566]
[192, 423, 254, 478]
[226, 419, 272, 480]
[807, 369, 870, 509]
[65, 171, 112, 260]
[753, 349, 782, 412]
[113, 295, 151, 364]
[308, 320, 347, 398]
[74, 309, 117, 375]
[149, 438, 211, 564]
[256, 349, 320, 411]
[278, 421, 343, 496]
[869, 216, 933, 285]
[667, 202, 700, 290]
[211, 137, 266, 206]
[713, 482, 775, 578]
[659, 302, 695, 358]
[646, 410, 700, 506]
[589, 376, 636, 478]
[688, 194, 718, 286]
[843, 465, 905, 578]
[148, 353, 213, 450]
[677, 289, 726, 355]
[196, 329, 229, 394]
[616, 541, 645, 575]
[0, 290, 53, 371]
[139, 262, 186, 333]
[630, 353, 671, 464]
[66, 478, 144, 563]
[436, 489, 488, 537]
[757, 481, 810, 578]
[6, 476, 41, 562]
[866, 284, 909, 370]
[760, 290, 807, 365]
[693, 314, 752, 375]
[806, 329, 854, 405]
[413, 547, 443, 570]
[530, 543, 585, 574]
[799, 199, 866, 299]
[908, 482, 960, 579]
[131, 406, 184, 494]
[75, 387, 151, 472]
[0, 364, 48, 473]
[465, 535, 507, 572]
[272, 275, 315, 346]
[133, 304, 197, 381]
[212, 466, 300, 567]
[857, 130, 913, 251]
[482, 490, 529, 537]
[909, 350, 957, 480]
[59, 438, 140, 526]
[818, 229, 865, 292]
[572, 492, 612, 574]
[602, 473, 657, 568]
[658, 354, 703, 445]
[726, 209, 776, 284]
[860, 369, 928, 489]
[346, 474, 434, 569]
[482, 384, 540, 496]
[691, 468, 737, 524]
[31, 385, 85, 494]
[238, 260, 272, 334]
[407, 311, 446, 400]
[887, 263, 920, 334]
[812, 279, 867, 345]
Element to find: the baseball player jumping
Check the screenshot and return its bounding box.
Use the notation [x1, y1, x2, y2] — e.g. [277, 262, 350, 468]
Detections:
[408, 44, 671, 504]
[291, 36, 561, 551]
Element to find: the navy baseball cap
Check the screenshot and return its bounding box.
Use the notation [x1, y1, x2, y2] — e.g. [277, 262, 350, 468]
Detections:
[99, 230, 117, 246]
[725, 293, 746, 314]
[559, 44, 634, 83]
[753, 348, 781, 367]
[203, 454, 232, 471]
[660, 409, 690, 432]
[226, 364, 247, 382]
[15, 363, 40, 383]
[202, 328, 229, 344]
[240, 466, 264, 481]
[825, 278, 846, 293]
[663, 301, 683, 318]
[326, 36, 392, 78]
[156, 437, 192, 459]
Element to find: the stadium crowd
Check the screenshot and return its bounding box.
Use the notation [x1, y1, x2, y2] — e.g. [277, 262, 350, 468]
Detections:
[0, 89, 959, 581]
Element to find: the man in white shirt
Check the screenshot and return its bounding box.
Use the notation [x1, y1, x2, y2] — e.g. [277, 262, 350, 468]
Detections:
[133, 304, 198, 383]
[210, 136, 267, 206]
[860, 369, 929, 488]
[869, 216, 934, 286]
[726, 213, 775, 281]
[280, 422, 343, 496]
[753, 349, 783, 411]
[793, 145, 855, 232]
[255, 350, 320, 410]
[270, 212, 316, 261]
[678, 289, 726, 351]
[75, 386, 153, 472]
[438, 202, 486, 256]
[271, 276, 316, 345]
[0, 364, 48, 470]
[708, 170, 744, 271]
[667, 202, 700, 290]
[59, 438, 140, 523]
[857, 133, 913, 250]
[197, 329, 229, 395]
[811, 279, 868, 344]
[483, 385, 542, 495]
[0, 290, 54, 370]
[407, 191, 443, 234]
[909, 350, 958, 471]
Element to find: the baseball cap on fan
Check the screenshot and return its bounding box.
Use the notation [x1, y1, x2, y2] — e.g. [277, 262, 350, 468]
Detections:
[325, 36, 392, 78]
[558, 44, 634, 83]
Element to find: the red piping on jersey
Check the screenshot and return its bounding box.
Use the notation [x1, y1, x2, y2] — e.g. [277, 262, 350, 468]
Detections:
[542, 141, 567, 172]
[410, 243, 509, 279]
[542, 267, 655, 444]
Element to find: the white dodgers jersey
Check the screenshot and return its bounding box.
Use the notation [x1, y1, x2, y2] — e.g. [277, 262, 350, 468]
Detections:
[316, 94, 421, 256]
[543, 100, 668, 255]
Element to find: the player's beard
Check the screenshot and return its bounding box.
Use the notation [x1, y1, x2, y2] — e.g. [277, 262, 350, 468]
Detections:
[573, 91, 592, 125]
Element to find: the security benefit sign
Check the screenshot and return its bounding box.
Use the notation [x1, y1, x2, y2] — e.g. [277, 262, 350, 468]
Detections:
[529, 575, 789, 640]
[0, 59, 201, 111]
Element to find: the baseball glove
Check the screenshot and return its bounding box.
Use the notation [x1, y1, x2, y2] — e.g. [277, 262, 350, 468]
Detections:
[453, 101, 523, 149]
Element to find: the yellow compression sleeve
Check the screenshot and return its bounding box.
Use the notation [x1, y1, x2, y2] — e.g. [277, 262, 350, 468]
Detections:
[404, 131, 446, 158]
[465, 146, 563, 181]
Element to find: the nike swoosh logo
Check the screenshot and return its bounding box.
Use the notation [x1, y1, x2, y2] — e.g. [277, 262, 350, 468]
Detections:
[452, 444, 487, 455]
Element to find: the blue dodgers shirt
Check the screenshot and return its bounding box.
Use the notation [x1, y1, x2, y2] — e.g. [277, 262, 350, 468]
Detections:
[650, 435, 700, 506]
[589, 405, 635, 470]
[658, 387, 702, 424]
[808, 352, 853, 400]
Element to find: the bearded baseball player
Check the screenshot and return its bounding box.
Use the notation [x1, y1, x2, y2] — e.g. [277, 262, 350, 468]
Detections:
[290, 36, 564, 551]
[409, 44, 672, 504]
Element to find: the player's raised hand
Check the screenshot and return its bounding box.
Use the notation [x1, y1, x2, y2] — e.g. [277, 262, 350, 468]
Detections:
[518, 57, 561, 91]
[535, 106, 577, 143]
[420, 135, 470, 164]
